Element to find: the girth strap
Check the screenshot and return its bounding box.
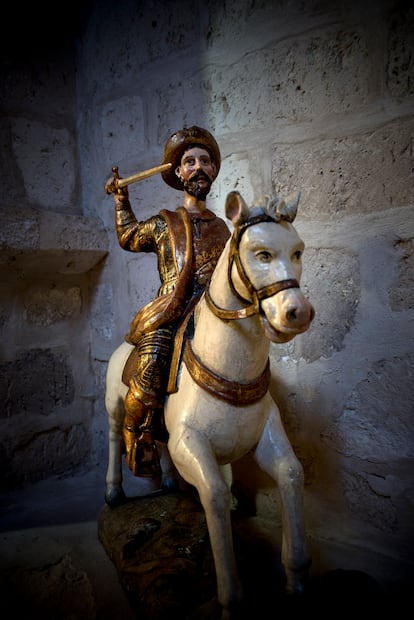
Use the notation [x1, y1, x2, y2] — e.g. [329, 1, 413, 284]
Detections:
[183, 340, 270, 406]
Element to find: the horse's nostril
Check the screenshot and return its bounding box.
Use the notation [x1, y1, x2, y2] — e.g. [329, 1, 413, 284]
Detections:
[286, 307, 297, 322]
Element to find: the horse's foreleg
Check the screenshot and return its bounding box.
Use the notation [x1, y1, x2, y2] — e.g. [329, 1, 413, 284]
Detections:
[276, 457, 310, 593]
[168, 433, 243, 616]
[254, 413, 311, 594]
[199, 478, 242, 614]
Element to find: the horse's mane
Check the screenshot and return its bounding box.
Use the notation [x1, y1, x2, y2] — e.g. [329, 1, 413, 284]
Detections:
[255, 193, 299, 224]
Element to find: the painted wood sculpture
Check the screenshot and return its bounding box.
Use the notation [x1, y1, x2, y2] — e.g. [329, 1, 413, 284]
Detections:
[104, 190, 315, 618]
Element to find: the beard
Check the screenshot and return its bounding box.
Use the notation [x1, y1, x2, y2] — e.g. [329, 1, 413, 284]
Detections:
[183, 171, 213, 200]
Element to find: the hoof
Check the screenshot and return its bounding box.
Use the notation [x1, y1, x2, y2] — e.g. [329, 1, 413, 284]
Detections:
[105, 486, 127, 508]
[230, 480, 256, 517]
[161, 476, 180, 493]
[220, 600, 246, 620]
[285, 561, 310, 596]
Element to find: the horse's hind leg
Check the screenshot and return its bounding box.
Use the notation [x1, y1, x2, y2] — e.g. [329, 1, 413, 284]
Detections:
[104, 343, 134, 506]
[105, 397, 127, 507]
[157, 441, 182, 492]
[254, 412, 311, 594]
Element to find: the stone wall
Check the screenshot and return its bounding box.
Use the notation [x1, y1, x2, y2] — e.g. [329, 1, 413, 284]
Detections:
[0, 15, 109, 486]
[0, 0, 412, 591]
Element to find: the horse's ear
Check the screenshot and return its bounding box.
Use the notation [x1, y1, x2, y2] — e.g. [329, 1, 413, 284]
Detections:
[225, 191, 250, 225]
[279, 191, 300, 223]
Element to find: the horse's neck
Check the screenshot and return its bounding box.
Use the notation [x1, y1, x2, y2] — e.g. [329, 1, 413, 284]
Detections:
[192, 244, 270, 381]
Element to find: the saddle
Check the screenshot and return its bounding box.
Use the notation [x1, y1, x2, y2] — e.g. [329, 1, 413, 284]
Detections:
[122, 289, 199, 393]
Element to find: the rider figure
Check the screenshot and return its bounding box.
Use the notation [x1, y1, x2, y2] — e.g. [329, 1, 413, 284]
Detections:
[106, 127, 230, 479]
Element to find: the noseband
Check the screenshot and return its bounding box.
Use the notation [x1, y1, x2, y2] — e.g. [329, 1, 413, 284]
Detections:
[205, 214, 299, 321]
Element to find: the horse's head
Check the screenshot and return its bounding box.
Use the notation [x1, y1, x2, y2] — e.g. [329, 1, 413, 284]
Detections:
[222, 191, 315, 343]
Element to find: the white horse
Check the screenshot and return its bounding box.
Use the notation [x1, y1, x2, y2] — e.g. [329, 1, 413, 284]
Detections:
[105, 190, 315, 618]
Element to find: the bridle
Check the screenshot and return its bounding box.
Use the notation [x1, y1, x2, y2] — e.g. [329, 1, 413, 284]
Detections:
[183, 213, 301, 405]
[205, 214, 299, 321]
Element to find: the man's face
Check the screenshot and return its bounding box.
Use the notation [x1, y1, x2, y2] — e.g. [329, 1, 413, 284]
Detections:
[175, 146, 217, 200]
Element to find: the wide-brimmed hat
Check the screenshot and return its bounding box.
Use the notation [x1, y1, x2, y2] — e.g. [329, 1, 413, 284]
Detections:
[161, 126, 221, 190]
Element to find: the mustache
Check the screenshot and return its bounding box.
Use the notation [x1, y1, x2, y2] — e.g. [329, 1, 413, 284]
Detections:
[189, 170, 212, 183]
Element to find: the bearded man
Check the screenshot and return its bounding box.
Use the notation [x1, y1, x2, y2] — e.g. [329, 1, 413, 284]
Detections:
[106, 126, 230, 478]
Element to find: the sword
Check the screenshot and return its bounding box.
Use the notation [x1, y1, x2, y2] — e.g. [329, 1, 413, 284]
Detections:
[105, 162, 172, 194]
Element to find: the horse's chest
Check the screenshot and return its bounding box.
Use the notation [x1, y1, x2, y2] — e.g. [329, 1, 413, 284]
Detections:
[167, 384, 268, 456]
[209, 409, 266, 456]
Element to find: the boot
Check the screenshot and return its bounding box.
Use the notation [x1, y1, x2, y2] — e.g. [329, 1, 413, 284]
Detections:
[134, 410, 162, 478]
[123, 390, 161, 479]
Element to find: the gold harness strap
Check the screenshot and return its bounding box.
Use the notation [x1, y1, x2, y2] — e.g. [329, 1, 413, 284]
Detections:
[182, 339, 270, 407]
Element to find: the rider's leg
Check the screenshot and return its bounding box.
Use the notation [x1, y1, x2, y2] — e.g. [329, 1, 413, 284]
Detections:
[123, 388, 161, 478]
[123, 326, 174, 478]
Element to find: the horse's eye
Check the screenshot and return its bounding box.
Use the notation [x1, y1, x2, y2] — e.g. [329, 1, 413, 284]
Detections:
[257, 251, 272, 262]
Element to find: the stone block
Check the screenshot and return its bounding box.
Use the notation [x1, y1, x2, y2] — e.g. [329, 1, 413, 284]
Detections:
[10, 118, 77, 213]
[272, 119, 414, 219]
[23, 285, 81, 327]
[388, 238, 414, 312]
